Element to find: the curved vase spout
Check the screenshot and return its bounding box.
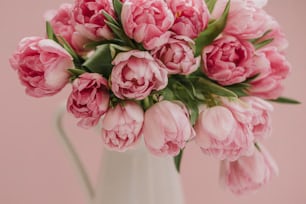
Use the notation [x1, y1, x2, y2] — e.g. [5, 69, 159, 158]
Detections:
[56, 103, 185, 204]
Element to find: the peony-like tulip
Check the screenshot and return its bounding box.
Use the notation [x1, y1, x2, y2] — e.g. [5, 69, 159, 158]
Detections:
[212, 0, 272, 39]
[67, 73, 109, 128]
[9, 37, 73, 97]
[202, 35, 255, 85]
[241, 96, 273, 140]
[111, 50, 168, 100]
[194, 99, 255, 161]
[45, 3, 90, 54]
[121, 0, 174, 50]
[152, 35, 200, 75]
[101, 101, 144, 151]
[249, 47, 291, 99]
[166, 0, 209, 39]
[220, 145, 279, 195]
[72, 0, 114, 41]
[143, 101, 194, 156]
[260, 19, 289, 52]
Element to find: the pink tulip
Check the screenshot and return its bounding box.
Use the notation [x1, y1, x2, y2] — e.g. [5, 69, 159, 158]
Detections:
[202, 35, 255, 85]
[143, 101, 194, 156]
[166, 0, 209, 38]
[194, 102, 255, 161]
[9, 37, 73, 97]
[241, 96, 273, 140]
[212, 0, 272, 39]
[152, 35, 200, 75]
[72, 0, 114, 41]
[45, 3, 89, 54]
[111, 50, 168, 100]
[101, 101, 144, 151]
[249, 47, 291, 99]
[260, 20, 289, 52]
[220, 145, 279, 195]
[121, 0, 174, 50]
[67, 73, 109, 128]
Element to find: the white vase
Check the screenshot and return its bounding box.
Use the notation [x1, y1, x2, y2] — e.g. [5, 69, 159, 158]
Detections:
[55, 104, 185, 204]
[93, 142, 185, 204]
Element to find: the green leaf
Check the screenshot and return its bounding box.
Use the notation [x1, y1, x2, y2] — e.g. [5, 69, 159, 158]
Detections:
[109, 44, 132, 58]
[244, 73, 260, 83]
[110, 44, 132, 52]
[249, 29, 272, 44]
[105, 21, 134, 46]
[113, 0, 123, 17]
[159, 88, 175, 101]
[105, 21, 124, 39]
[174, 149, 184, 173]
[254, 38, 274, 50]
[164, 77, 199, 124]
[106, 21, 136, 48]
[57, 36, 82, 65]
[83, 44, 113, 78]
[68, 68, 86, 82]
[194, 0, 230, 56]
[188, 103, 199, 125]
[205, 0, 218, 13]
[169, 79, 199, 124]
[142, 96, 151, 110]
[68, 68, 86, 76]
[254, 142, 262, 152]
[102, 9, 137, 49]
[180, 77, 206, 101]
[178, 92, 199, 124]
[223, 74, 260, 97]
[269, 97, 301, 104]
[46, 21, 59, 43]
[102, 10, 120, 27]
[195, 77, 237, 98]
[224, 83, 249, 97]
[46, 22, 84, 68]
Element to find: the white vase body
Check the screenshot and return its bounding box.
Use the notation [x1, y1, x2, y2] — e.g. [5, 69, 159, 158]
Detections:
[92, 142, 185, 204]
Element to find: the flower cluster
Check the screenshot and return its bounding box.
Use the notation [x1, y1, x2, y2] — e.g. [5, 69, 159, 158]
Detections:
[10, 0, 298, 195]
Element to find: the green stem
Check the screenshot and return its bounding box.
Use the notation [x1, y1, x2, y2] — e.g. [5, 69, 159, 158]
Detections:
[143, 96, 151, 110]
[174, 149, 184, 173]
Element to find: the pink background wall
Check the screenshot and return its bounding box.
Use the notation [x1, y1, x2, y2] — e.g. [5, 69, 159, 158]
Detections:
[1, 0, 305, 203]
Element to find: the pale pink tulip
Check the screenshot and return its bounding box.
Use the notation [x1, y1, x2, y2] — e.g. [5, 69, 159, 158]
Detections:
[249, 47, 291, 99]
[202, 35, 255, 85]
[166, 0, 209, 38]
[143, 101, 194, 156]
[152, 35, 200, 75]
[220, 145, 279, 195]
[260, 19, 289, 52]
[121, 0, 174, 50]
[45, 3, 89, 54]
[111, 50, 168, 100]
[194, 102, 255, 161]
[72, 0, 114, 41]
[212, 0, 272, 39]
[101, 101, 144, 151]
[241, 96, 273, 140]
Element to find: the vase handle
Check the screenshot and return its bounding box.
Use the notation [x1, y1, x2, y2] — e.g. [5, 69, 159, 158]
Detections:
[55, 103, 94, 204]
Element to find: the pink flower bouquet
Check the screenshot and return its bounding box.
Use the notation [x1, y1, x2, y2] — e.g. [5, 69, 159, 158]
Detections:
[10, 0, 299, 195]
